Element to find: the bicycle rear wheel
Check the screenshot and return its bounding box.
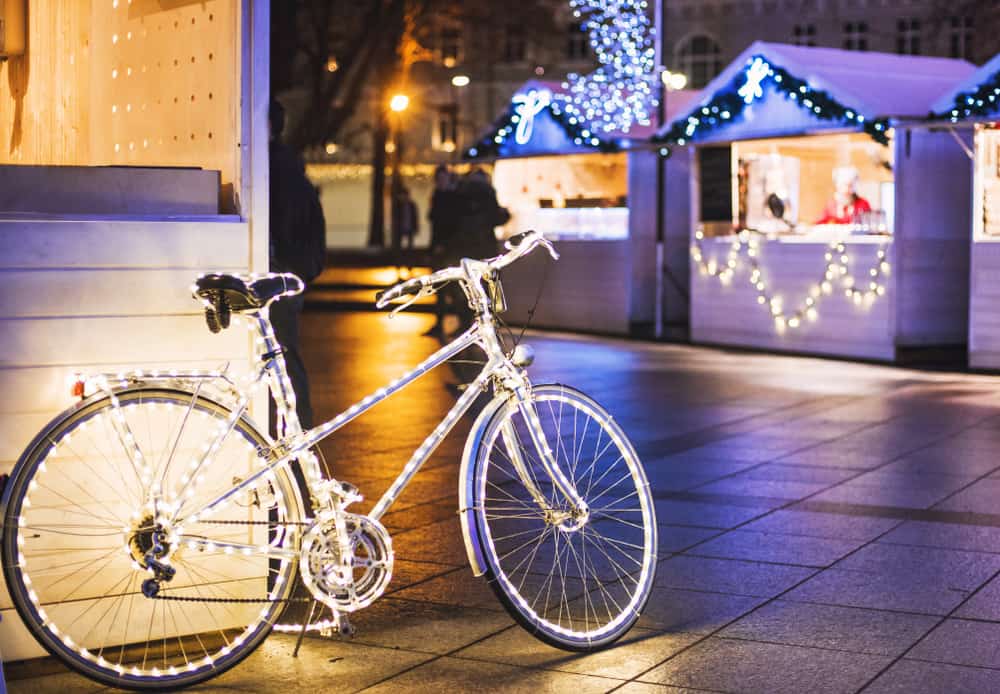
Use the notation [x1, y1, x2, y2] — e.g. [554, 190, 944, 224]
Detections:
[1, 387, 304, 690]
[470, 384, 657, 651]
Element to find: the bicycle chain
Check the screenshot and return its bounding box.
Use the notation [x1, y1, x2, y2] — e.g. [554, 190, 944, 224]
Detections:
[151, 518, 315, 604]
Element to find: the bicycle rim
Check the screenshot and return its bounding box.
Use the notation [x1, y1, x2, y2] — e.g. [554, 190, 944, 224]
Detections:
[473, 384, 657, 651]
[1, 388, 303, 690]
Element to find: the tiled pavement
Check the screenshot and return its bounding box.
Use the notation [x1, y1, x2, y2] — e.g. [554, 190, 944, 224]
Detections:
[12, 310, 1000, 693]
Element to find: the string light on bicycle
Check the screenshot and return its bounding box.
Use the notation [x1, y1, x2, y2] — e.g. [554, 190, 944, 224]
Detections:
[2, 230, 657, 689]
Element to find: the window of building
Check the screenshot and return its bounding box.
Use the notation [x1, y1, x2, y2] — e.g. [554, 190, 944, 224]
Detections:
[433, 106, 458, 152]
[896, 18, 920, 54]
[676, 34, 722, 89]
[843, 21, 868, 51]
[793, 24, 816, 47]
[950, 16, 973, 59]
[567, 22, 589, 60]
[503, 24, 527, 62]
[439, 27, 462, 68]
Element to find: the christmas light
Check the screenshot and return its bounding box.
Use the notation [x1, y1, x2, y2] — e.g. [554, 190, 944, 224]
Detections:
[656, 55, 891, 154]
[691, 230, 890, 332]
[936, 65, 1000, 122]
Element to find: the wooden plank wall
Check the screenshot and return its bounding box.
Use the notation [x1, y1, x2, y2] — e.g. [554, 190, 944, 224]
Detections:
[969, 128, 1000, 369]
[691, 239, 897, 361]
[501, 240, 631, 335]
[0, 0, 240, 193]
[0, 218, 256, 660]
[894, 128, 973, 347]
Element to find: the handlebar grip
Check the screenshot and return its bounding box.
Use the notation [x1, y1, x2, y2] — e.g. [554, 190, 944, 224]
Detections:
[375, 277, 425, 309]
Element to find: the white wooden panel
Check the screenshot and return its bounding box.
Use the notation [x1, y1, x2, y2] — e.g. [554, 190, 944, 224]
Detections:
[502, 240, 630, 334]
[894, 129, 972, 346]
[970, 240, 1000, 369]
[0, 413, 55, 473]
[0, 268, 243, 318]
[0, 218, 248, 269]
[0, 315, 248, 368]
[0, 608, 46, 660]
[691, 239, 896, 360]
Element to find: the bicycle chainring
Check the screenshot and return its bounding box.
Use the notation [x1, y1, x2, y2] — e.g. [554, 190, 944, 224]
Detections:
[299, 511, 393, 612]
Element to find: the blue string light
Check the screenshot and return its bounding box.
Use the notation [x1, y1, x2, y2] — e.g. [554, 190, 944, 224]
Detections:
[654, 55, 891, 154]
[935, 66, 1000, 122]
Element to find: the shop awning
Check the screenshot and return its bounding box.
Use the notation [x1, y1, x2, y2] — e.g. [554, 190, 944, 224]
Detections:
[930, 52, 1000, 122]
[465, 79, 697, 160]
[655, 42, 975, 147]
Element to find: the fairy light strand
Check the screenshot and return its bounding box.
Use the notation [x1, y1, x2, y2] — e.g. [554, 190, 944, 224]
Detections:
[691, 230, 890, 333]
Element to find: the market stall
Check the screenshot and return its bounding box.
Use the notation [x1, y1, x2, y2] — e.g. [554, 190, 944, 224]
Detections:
[930, 53, 1000, 369]
[465, 80, 696, 335]
[656, 42, 975, 361]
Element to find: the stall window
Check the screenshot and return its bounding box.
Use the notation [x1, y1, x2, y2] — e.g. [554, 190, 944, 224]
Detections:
[676, 34, 722, 89]
[567, 22, 590, 60]
[950, 16, 973, 59]
[896, 18, 921, 55]
[439, 26, 463, 68]
[503, 24, 527, 62]
[843, 22, 868, 51]
[699, 147, 733, 233]
[793, 24, 816, 47]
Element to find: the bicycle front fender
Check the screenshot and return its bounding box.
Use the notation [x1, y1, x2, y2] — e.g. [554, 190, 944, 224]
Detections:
[458, 391, 510, 577]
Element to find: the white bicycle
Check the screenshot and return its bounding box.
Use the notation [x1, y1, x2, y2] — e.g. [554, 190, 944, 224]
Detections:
[1, 231, 657, 690]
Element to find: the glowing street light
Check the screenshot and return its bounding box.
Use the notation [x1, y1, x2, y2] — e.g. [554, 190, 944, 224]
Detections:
[451, 75, 470, 88]
[389, 94, 410, 112]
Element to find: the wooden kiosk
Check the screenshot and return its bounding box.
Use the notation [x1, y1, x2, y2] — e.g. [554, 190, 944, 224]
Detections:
[658, 43, 975, 361]
[464, 80, 696, 335]
[930, 53, 1000, 369]
[0, 1, 271, 660]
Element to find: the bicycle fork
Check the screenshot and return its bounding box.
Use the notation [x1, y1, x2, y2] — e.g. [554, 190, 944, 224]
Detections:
[501, 384, 589, 528]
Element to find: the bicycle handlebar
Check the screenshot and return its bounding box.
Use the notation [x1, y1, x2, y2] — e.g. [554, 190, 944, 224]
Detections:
[374, 230, 558, 310]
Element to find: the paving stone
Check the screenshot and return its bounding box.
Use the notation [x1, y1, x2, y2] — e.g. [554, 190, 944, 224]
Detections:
[935, 479, 1000, 515]
[361, 654, 620, 693]
[720, 600, 937, 656]
[740, 509, 898, 541]
[907, 619, 1000, 668]
[351, 597, 513, 654]
[658, 525, 722, 553]
[692, 477, 831, 501]
[881, 521, 1000, 555]
[389, 564, 499, 610]
[688, 529, 862, 567]
[391, 517, 469, 566]
[784, 568, 980, 615]
[453, 625, 700, 680]
[955, 573, 1000, 621]
[736, 463, 857, 484]
[655, 555, 816, 598]
[864, 659, 1000, 694]
[638, 587, 766, 633]
[638, 636, 891, 694]
[810, 480, 959, 510]
[652, 499, 771, 529]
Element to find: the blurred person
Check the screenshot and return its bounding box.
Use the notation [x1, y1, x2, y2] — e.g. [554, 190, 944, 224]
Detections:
[424, 165, 460, 338]
[816, 166, 871, 225]
[269, 98, 326, 430]
[391, 185, 419, 279]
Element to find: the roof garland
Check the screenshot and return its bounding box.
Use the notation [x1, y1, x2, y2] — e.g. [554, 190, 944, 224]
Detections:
[654, 55, 891, 151]
[465, 89, 621, 160]
[936, 65, 1000, 122]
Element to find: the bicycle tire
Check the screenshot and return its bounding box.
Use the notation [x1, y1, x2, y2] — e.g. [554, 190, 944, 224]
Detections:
[1, 387, 305, 690]
[470, 384, 657, 651]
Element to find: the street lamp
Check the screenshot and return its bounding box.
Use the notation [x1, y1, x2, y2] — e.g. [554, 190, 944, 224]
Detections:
[388, 93, 410, 250]
[449, 76, 470, 158]
[389, 93, 410, 113]
[662, 69, 688, 91]
[451, 74, 470, 88]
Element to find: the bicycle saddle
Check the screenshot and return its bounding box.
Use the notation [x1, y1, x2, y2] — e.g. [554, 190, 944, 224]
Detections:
[194, 273, 304, 332]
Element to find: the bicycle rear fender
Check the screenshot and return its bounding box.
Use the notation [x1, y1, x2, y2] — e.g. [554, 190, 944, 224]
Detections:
[458, 392, 510, 577]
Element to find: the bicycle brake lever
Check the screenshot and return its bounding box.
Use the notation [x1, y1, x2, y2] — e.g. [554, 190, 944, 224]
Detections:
[388, 287, 431, 318]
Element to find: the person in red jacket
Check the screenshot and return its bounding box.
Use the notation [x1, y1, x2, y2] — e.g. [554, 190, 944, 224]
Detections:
[816, 166, 871, 224]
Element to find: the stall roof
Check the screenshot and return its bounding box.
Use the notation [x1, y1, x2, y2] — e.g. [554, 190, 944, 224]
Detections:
[465, 79, 698, 160]
[930, 51, 1000, 122]
[656, 42, 975, 145]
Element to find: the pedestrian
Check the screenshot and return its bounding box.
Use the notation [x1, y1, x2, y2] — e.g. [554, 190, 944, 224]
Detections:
[268, 98, 327, 431]
[424, 165, 460, 338]
[451, 167, 511, 334]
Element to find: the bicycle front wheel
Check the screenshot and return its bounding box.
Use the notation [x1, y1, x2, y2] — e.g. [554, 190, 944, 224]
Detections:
[471, 384, 657, 651]
[1, 387, 304, 690]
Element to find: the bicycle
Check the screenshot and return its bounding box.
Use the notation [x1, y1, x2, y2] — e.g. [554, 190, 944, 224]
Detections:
[0, 230, 658, 690]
